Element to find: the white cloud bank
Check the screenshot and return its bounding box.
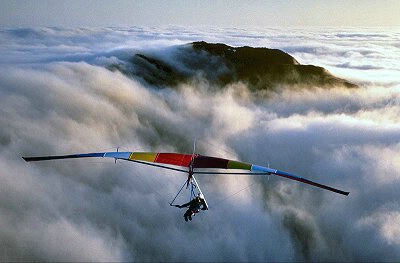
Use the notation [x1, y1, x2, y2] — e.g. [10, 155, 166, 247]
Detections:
[0, 27, 399, 261]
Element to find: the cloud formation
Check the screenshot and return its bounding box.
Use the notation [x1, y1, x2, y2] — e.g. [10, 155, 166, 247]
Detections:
[0, 27, 399, 261]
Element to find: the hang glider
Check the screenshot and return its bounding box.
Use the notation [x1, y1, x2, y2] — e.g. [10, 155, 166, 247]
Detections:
[22, 151, 349, 197]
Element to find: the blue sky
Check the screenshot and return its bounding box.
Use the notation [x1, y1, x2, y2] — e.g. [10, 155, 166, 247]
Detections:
[1, 0, 399, 27]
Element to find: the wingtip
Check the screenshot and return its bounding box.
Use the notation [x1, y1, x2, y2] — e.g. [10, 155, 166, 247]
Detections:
[338, 190, 350, 196]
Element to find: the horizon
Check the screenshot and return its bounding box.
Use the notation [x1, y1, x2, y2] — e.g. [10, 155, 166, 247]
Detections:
[1, 0, 399, 28]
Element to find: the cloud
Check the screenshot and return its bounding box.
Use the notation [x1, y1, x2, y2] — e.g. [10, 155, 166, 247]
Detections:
[0, 26, 400, 261]
[358, 209, 400, 246]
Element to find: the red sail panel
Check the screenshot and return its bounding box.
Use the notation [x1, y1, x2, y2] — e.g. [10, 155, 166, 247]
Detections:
[193, 155, 229, 169]
[155, 153, 193, 167]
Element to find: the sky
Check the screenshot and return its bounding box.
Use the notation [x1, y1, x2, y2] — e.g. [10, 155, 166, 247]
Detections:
[0, 26, 400, 261]
[1, 0, 400, 27]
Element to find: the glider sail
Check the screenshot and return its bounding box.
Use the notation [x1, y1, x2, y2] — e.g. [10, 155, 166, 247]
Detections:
[22, 151, 349, 196]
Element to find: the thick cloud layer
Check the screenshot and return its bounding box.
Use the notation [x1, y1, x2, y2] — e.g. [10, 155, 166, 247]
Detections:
[0, 27, 399, 261]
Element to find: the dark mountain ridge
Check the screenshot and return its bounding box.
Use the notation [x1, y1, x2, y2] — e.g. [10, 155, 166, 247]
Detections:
[110, 41, 357, 90]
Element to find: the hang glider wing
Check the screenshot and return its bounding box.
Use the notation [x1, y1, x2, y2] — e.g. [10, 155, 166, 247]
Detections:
[23, 152, 191, 165]
[192, 155, 349, 196]
[22, 151, 349, 196]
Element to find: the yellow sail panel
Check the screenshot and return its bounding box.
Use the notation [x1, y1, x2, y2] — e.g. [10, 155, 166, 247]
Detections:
[227, 160, 252, 170]
[129, 152, 157, 162]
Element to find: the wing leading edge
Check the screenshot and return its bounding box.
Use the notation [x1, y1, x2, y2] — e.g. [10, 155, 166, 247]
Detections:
[22, 151, 349, 196]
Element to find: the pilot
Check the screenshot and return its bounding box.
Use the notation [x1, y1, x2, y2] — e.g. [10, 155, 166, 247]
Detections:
[176, 194, 208, 221]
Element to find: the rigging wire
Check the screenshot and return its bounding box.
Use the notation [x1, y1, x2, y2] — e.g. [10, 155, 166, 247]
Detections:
[169, 180, 187, 206]
[129, 169, 166, 200]
[211, 181, 258, 207]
